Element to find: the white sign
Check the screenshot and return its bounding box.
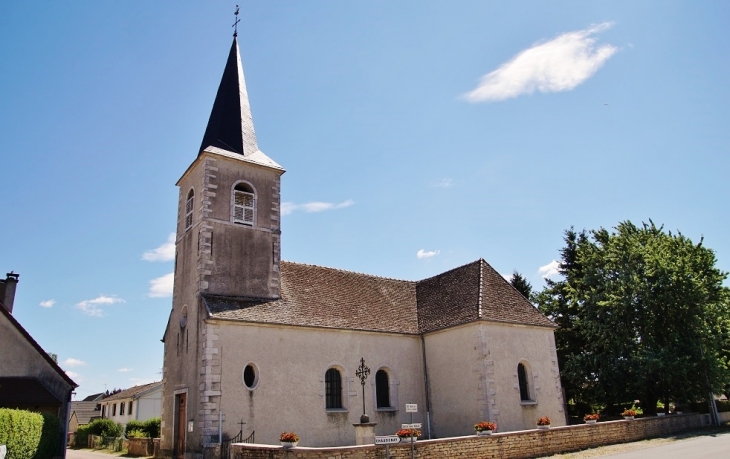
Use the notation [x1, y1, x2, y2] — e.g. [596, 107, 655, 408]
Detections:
[401, 423, 422, 429]
[375, 436, 400, 445]
[405, 403, 418, 413]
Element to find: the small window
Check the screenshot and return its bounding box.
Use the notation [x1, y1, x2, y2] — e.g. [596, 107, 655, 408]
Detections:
[376, 370, 391, 408]
[185, 189, 194, 230]
[101, 405, 106, 418]
[243, 363, 259, 389]
[120, 402, 125, 416]
[129, 401, 133, 416]
[518, 362, 532, 402]
[232, 182, 255, 226]
[325, 368, 343, 409]
[112, 404, 117, 416]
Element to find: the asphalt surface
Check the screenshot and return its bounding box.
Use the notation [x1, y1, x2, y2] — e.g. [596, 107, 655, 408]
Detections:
[66, 450, 119, 459]
[600, 430, 730, 458]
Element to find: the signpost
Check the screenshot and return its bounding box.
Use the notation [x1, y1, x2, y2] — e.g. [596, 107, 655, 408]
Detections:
[375, 436, 400, 445]
[401, 423, 422, 429]
[405, 404, 418, 413]
[403, 404, 418, 459]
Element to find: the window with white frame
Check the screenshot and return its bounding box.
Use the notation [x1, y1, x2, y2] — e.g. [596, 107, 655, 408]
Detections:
[129, 400, 133, 416]
[185, 188, 194, 231]
[120, 402, 125, 416]
[232, 182, 255, 226]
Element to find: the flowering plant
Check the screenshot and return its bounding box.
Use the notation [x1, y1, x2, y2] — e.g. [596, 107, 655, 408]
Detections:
[622, 409, 637, 417]
[279, 432, 299, 442]
[396, 429, 421, 438]
[474, 421, 497, 432]
[536, 416, 551, 426]
[584, 413, 600, 421]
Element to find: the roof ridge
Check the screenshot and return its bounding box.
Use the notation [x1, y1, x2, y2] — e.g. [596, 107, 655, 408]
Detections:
[282, 260, 417, 284]
[416, 258, 483, 284]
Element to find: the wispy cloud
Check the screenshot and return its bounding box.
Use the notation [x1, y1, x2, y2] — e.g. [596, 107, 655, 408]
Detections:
[142, 233, 176, 262]
[63, 358, 86, 367]
[281, 199, 354, 216]
[463, 22, 618, 103]
[149, 272, 174, 298]
[431, 178, 454, 188]
[118, 368, 133, 373]
[538, 260, 561, 280]
[66, 371, 81, 380]
[39, 299, 56, 308]
[75, 295, 125, 317]
[417, 249, 440, 259]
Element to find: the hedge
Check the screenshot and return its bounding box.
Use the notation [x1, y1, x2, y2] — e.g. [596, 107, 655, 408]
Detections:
[124, 418, 160, 438]
[0, 408, 60, 459]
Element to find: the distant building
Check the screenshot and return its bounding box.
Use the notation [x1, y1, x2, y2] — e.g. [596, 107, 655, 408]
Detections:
[0, 272, 77, 457]
[99, 381, 162, 427]
[159, 35, 566, 458]
[68, 401, 102, 436]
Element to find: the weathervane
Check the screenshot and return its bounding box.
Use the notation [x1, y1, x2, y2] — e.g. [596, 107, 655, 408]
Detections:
[232, 5, 241, 37]
[355, 357, 371, 423]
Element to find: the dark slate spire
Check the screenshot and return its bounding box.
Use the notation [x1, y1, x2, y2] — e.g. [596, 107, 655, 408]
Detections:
[199, 37, 258, 156]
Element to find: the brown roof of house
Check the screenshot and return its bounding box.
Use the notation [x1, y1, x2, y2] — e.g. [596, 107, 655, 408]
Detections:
[101, 382, 162, 402]
[204, 259, 555, 333]
[70, 401, 101, 424]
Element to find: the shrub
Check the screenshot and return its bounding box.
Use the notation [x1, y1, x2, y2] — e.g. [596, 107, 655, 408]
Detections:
[0, 408, 60, 459]
[75, 424, 90, 448]
[126, 430, 146, 439]
[144, 417, 161, 438]
[125, 420, 145, 437]
[87, 418, 123, 438]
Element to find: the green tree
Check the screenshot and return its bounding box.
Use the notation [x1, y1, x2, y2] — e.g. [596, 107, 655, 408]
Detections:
[509, 270, 533, 300]
[536, 221, 730, 414]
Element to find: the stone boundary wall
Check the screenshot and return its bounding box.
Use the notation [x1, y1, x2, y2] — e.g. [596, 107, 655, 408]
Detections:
[128, 438, 154, 457]
[232, 413, 710, 459]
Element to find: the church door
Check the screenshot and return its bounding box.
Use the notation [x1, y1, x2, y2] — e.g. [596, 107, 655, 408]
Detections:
[175, 393, 186, 459]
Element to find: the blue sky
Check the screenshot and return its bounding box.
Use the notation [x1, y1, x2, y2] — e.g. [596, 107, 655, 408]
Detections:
[2, 1, 729, 399]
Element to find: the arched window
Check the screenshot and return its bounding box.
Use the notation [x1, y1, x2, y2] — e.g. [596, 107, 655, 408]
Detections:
[185, 189, 194, 231]
[518, 362, 532, 402]
[325, 368, 342, 409]
[232, 182, 255, 226]
[376, 369, 390, 408]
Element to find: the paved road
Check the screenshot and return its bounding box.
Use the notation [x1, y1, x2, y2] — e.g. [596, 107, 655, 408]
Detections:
[66, 450, 123, 459]
[600, 431, 730, 458]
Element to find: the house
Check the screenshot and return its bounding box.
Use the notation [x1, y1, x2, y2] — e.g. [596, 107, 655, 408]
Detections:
[0, 272, 78, 457]
[68, 401, 102, 436]
[159, 34, 566, 458]
[99, 381, 162, 427]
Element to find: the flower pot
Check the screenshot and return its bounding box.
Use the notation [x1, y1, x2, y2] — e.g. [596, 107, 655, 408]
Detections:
[585, 420, 597, 425]
[399, 436, 417, 443]
[281, 441, 298, 449]
[623, 416, 634, 420]
[537, 425, 551, 430]
[476, 430, 494, 436]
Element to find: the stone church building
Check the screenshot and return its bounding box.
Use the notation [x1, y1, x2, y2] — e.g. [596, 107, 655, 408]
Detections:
[160, 36, 565, 458]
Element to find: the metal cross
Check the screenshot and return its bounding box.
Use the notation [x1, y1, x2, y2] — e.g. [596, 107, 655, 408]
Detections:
[232, 5, 241, 37]
[238, 419, 246, 433]
[355, 357, 371, 423]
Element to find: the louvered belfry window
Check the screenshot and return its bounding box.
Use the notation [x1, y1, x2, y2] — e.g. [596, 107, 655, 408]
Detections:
[233, 182, 255, 226]
[325, 368, 343, 409]
[185, 189, 194, 231]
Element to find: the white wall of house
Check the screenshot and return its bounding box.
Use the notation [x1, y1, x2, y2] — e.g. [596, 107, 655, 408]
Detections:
[137, 388, 162, 421]
[100, 385, 162, 428]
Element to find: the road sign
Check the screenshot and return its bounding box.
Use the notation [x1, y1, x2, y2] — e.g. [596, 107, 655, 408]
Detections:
[375, 436, 400, 445]
[401, 423, 422, 429]
[405, 403, 418, 413]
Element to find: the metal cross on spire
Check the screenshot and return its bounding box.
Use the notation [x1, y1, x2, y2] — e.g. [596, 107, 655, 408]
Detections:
[355, 357, 371, 423]
[232, 5, 241, 37]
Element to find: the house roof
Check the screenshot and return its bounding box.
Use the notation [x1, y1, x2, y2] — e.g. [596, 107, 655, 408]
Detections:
[199, 36, 258, 157]
[204, 259, 555, 334]
[70, 401, 101, 424]
[101, 382, 162, 402]
[82, 392, 106, 402]
[0, 377, 62, 406]
[0, 301, 78, 388]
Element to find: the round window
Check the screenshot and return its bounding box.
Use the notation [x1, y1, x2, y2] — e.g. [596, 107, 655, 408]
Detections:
[243, 363, 258, 389]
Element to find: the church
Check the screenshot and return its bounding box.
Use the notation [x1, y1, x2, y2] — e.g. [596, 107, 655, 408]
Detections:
[160, 33, 565, 458]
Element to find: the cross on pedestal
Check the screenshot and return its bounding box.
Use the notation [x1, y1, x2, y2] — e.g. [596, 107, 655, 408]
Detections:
[355, 357, 371, 423]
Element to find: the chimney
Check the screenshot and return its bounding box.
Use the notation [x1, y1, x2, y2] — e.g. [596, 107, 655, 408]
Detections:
[0, 272, 19, 314]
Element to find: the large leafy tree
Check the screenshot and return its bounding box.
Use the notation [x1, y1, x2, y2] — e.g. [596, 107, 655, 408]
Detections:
[536, 221, 730, 414]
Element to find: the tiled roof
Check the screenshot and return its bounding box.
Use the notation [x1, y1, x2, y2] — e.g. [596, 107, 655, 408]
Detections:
[205, 259, 555, 333]
[70, 401, 101, 424]
[102, 382, 162, 402]
[205, 262, 419, 334]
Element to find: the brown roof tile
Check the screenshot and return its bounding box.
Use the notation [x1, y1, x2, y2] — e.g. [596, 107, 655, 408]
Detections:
[102, 382, 161, 402]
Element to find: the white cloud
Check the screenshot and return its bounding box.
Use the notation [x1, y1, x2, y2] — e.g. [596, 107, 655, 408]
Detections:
[65, 371, 80, 380]
[417, 249, 440, 259]
[538, 260, 561, 280]
[281, 199, 354, 216]
[118, 368, 133, 373]
[149, 272, 174, 298]
[63, 358, 86, 367]
[39, 299, 56, 308]
[75, 295, 125, 317]
[142, 233, 176, 262]
[432, 178, 454, 188]
[463, 22, 618, 103]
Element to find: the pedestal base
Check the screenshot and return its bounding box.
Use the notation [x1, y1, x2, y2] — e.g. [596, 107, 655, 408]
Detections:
[353, 422, 377, 445]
